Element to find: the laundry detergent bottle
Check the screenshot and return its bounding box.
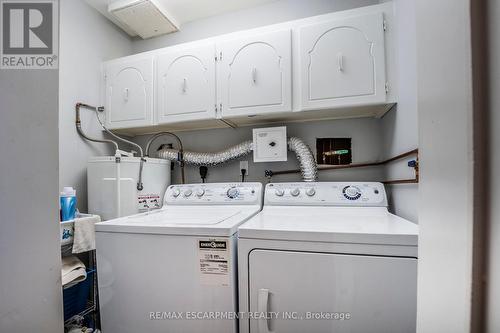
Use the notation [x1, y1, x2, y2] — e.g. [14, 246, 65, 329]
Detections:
[60, 187, 77, 221]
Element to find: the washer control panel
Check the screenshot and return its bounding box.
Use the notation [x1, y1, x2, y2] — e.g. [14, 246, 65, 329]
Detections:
[265, 182, 387, 207]
[165, 183, 262, 205]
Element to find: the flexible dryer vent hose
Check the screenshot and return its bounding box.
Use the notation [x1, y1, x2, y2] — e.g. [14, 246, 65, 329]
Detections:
[157, 137, 318, 182]
[287, 137, 318, 182]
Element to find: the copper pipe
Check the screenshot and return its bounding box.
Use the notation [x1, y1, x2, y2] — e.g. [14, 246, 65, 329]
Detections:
[383, 178, 418, 185]
[382, 154, 420, 185]
[383, 148, 419, 164]
[265, 148, 419, 185]
[317, 148, 419, 171]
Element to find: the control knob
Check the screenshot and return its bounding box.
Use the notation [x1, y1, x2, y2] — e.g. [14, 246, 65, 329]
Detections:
[172, 188, 181, 197]
[183, 189, 193, 197]
[306, 188, 316, 197]
[227, 187, 240, 199]
[290, 188, 300, 197]
[196, 189, 205, 197]
[275, 189, 285, 197]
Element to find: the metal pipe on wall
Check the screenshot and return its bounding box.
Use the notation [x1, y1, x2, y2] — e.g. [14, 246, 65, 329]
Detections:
[75, 102, 122, 216]
[75, 103, 119, 151]
[76, 102, 146, 191]
[145, 132, 186, 184]
[93, 109, 146, 191]
[264, 149, 419, 185]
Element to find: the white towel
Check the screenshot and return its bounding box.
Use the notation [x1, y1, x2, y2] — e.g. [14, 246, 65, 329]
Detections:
[61, 256, 87, 288]
[72, 215, 101, 254]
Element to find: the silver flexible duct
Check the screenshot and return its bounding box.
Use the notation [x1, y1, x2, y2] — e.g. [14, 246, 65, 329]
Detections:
[287, 137, 318, 182]
[157, 137, 317, 182]
[158, 140, 253, 166]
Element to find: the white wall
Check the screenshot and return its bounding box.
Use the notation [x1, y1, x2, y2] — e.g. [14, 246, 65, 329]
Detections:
[128, 0, 420, 221]
[134, 118, 385, 185]
[381, 0, 418, 222]
[132, 0, 379, 53]
[487, 0, 500, 331]
[0, 58, 62, 332]
[415, 0, 475, 332]
[59, 0, 132, 212]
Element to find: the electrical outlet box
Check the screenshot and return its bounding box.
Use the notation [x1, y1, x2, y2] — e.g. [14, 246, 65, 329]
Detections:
[240, 161, 249, 176]
[252, 126, 287, 162]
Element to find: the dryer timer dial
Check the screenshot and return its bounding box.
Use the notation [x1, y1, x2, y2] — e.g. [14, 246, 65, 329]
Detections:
[343, 186, 361, 200]
[227, 187, 240, 199]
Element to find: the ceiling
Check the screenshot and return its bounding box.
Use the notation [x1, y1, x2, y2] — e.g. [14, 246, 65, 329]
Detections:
[85, 0, 279, 37]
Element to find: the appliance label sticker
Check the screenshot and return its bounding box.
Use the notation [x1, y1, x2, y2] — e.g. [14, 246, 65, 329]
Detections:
[137, 194, 161, 211]
[197, 239, 230, 286]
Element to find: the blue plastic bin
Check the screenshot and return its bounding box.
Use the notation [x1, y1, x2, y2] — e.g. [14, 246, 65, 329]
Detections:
[63, 269, 94, 320]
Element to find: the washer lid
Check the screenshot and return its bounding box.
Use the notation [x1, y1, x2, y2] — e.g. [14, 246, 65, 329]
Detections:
[238, 206, 418, 246]
[95, 205, 261, 236]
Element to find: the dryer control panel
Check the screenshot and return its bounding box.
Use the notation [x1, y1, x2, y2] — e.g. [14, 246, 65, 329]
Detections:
[265, 182, 387, 207]
[165, 182, 262, 206]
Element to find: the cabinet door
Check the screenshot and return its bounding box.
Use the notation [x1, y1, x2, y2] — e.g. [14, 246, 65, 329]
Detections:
[157, 43, 217, 124]
[298, 12, 386, 111]
[248, 250, 416, 333]
[217, 30, 292, 118]
[104, 56, 154, 129]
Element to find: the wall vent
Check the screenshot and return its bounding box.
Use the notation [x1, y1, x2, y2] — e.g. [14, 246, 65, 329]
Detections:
[108, 0, 179, 39]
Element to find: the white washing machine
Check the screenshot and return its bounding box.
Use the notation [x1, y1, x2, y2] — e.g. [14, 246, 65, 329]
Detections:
[95, 182, 263, 333]
[238, 182, 419, 333]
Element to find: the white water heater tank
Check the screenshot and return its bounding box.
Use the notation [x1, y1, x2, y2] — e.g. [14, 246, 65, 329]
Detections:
[88, 157, 171, 221]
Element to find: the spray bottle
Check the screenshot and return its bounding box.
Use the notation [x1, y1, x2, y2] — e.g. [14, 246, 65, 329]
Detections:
[60, 187, 77, 221]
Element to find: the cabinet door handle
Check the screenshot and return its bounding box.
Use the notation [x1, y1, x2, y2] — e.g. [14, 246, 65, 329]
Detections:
[182, 78, 187, 93]
[337, 53, 344, 72]
[123, 88, 129, 102]
[258, 288, 272, 333]
[252, 67, 257, 84]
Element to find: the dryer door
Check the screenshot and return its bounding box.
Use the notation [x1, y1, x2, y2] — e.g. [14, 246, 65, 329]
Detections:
[248, 250, 416, 333]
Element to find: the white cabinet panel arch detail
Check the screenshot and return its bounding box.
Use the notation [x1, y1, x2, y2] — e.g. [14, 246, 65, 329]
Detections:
[157, 44, 216, 124]
[307, 26, 375, 100]
[104, 56, 154, 129]
[228, 41, 283, 108]
[298, 12, 386, 111]
[218, 30, 292, 118]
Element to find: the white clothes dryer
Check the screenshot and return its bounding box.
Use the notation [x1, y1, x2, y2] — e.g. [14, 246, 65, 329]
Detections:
[238, 182, 418, 333]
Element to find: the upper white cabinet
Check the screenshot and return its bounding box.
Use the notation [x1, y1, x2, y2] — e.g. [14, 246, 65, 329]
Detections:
[217, 30, 292, 118]
[297, 12, 387, 111]
[156, 43, 217, 124]
[102, 4, 395, 133]
[103, 55, 154, 129]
